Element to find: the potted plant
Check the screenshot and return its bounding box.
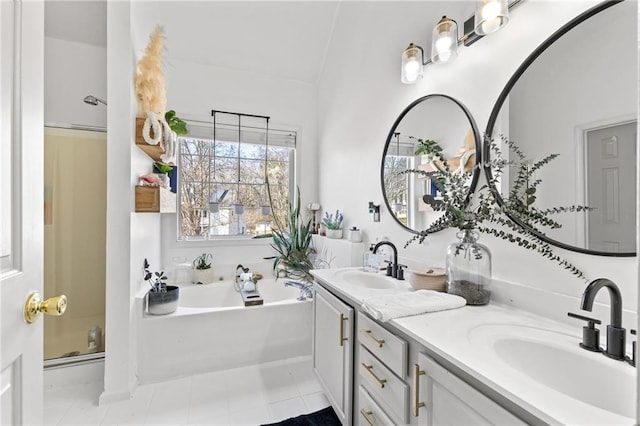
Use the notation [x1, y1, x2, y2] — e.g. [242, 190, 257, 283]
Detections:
[192, 253, 215, 284]
[403, 135, 589, 305]
[266, 187, 315, 282]
[152, 161, 173, 190]
[322, 210, 344, 239]
[144, 258, 179, 315]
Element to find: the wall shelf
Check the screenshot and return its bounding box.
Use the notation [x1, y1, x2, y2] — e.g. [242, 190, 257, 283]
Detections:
[135, 186, 176, 213]
[135, 117, 165, 162]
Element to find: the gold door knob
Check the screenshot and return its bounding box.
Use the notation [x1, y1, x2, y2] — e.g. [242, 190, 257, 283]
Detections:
[23, 292, 67, 324]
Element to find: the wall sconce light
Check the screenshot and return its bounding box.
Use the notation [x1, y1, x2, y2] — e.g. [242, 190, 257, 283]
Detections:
[475, 0, 509, 35]
[401, 0, 520, 84]
[401, 43, 425, 84]
[431, 16, 458, 64]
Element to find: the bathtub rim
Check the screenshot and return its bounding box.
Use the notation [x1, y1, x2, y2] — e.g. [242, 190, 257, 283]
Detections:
[136, 279, 312, 320]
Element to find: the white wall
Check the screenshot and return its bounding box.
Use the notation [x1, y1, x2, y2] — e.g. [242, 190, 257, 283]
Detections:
[44, 37, 107, 129]
[317, 1, 637, 316]
[101, 0, 164, 404]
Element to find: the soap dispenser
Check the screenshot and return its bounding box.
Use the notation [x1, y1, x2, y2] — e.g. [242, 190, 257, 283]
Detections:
[363, 244, 381, 272]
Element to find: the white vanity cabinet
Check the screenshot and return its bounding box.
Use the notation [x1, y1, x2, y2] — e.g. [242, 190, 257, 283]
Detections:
[413, 353, 525, 425]
[313, 283, 354, 425]
[312, 272, 527, 426]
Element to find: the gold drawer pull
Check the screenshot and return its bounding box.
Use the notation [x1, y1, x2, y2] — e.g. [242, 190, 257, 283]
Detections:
[413, 364, 426, 417]
[339, 314, 348, 346]
[360, 409, 375, 426]
[361, 329, 385, 348]
[362, 363, 387, 388]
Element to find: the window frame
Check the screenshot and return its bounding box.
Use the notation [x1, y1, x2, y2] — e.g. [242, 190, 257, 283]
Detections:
[173, 117, 297, 243]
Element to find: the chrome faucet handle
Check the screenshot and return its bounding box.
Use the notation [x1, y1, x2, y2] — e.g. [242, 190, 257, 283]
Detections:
[568, 312, 602, 352]
[626, 329, 636, 367]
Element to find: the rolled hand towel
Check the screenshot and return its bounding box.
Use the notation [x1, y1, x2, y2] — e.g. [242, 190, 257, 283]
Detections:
[361, 290, 466, 322]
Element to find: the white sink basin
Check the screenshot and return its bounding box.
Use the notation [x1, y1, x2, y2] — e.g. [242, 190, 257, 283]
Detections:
[333, 269, 396, 290]
[495, 336, 635, 419]
[469, 324, 636, 420]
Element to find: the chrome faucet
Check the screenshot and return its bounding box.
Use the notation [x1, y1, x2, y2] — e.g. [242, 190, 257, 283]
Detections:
[373, 241, 405, 280]
[580, 278, 625, 360]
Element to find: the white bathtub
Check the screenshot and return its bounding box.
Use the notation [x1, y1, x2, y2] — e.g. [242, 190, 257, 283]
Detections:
[136, 279, 312, 383]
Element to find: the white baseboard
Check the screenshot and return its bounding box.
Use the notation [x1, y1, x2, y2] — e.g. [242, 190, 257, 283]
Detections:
[98, 389, 133, 406]
[44, 359, 104, 389]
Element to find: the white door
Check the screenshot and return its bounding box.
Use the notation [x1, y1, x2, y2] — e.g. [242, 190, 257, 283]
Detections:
[586, 121, 637, 252]
[1, 1, 45, 424]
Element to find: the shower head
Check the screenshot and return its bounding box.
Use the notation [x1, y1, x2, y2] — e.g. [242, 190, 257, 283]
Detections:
[83, 95, 107, 106]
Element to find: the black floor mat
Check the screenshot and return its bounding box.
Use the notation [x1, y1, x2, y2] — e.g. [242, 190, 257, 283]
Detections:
[261, 406, 341, 426]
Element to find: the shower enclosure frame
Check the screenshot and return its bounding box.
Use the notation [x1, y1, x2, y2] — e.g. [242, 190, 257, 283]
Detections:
[43, 122, 107, 368]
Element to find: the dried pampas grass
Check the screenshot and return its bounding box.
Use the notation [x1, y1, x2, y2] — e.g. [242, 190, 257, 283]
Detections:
[135, 26, 166, 116]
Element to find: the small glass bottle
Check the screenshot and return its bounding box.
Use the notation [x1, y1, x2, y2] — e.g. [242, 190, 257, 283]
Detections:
[446, 228, 491, 305]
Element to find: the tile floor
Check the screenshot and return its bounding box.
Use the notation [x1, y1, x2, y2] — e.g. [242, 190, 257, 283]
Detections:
[44, 356, 329, 426]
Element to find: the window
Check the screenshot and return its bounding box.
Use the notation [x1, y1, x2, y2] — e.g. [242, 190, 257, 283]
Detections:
[178, 115, 296, 239]
[384, 154, 411, 224]
[384, 135, 415, 225]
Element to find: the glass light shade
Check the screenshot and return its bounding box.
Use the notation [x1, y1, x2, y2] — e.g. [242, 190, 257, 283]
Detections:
[233, 204, 245, 215]
[401, 43, 424, 84]
[260, 205, 271, 215]
[431, 16, 458, 64]
[474, 0, 509, 35]
[209, 201, 220, 213]
[393, 203, 403, 212]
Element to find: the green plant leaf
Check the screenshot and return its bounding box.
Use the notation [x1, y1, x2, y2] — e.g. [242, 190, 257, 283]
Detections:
[405, 134, 589, 282]
[165, 110, 189, 135]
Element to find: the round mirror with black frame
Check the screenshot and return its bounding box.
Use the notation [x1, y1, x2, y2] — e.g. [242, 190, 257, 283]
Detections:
[484, 0, 636, 257]
[381, 94, 482, 234]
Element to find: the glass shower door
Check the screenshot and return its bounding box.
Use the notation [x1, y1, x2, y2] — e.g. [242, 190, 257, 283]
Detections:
[44, 126, 106, 361]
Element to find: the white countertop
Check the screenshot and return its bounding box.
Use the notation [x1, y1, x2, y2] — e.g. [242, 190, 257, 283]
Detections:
[312, 267, 636, 425]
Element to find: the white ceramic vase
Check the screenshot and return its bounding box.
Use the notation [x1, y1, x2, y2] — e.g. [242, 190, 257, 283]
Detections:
[326, 229, 343, 239]
[147, 286, 179, 315]
[193, 267, 216, 284]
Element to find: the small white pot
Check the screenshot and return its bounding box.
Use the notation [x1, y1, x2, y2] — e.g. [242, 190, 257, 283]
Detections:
[193, 267, 216, 284]
[326, 229, 343, 239]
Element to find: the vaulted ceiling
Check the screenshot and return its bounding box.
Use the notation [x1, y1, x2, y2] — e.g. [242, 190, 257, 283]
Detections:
[45, 1, 477, 85]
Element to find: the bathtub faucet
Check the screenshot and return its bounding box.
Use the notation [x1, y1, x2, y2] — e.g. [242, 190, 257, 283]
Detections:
[285, 281, 313, 301]
[235, 264, 251, 292]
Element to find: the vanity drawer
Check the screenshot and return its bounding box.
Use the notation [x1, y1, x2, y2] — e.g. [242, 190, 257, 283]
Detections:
[360, 346, 409, 424]
[358, 312, 408, 378]
[358, 386, 396, 426]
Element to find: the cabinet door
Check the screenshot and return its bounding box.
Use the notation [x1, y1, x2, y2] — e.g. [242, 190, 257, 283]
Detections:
[313, 284, 354, 425]
[415, 353, 524, 426]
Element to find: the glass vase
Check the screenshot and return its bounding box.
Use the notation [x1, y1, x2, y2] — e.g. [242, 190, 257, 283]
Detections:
[446, 229, 491, 305]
